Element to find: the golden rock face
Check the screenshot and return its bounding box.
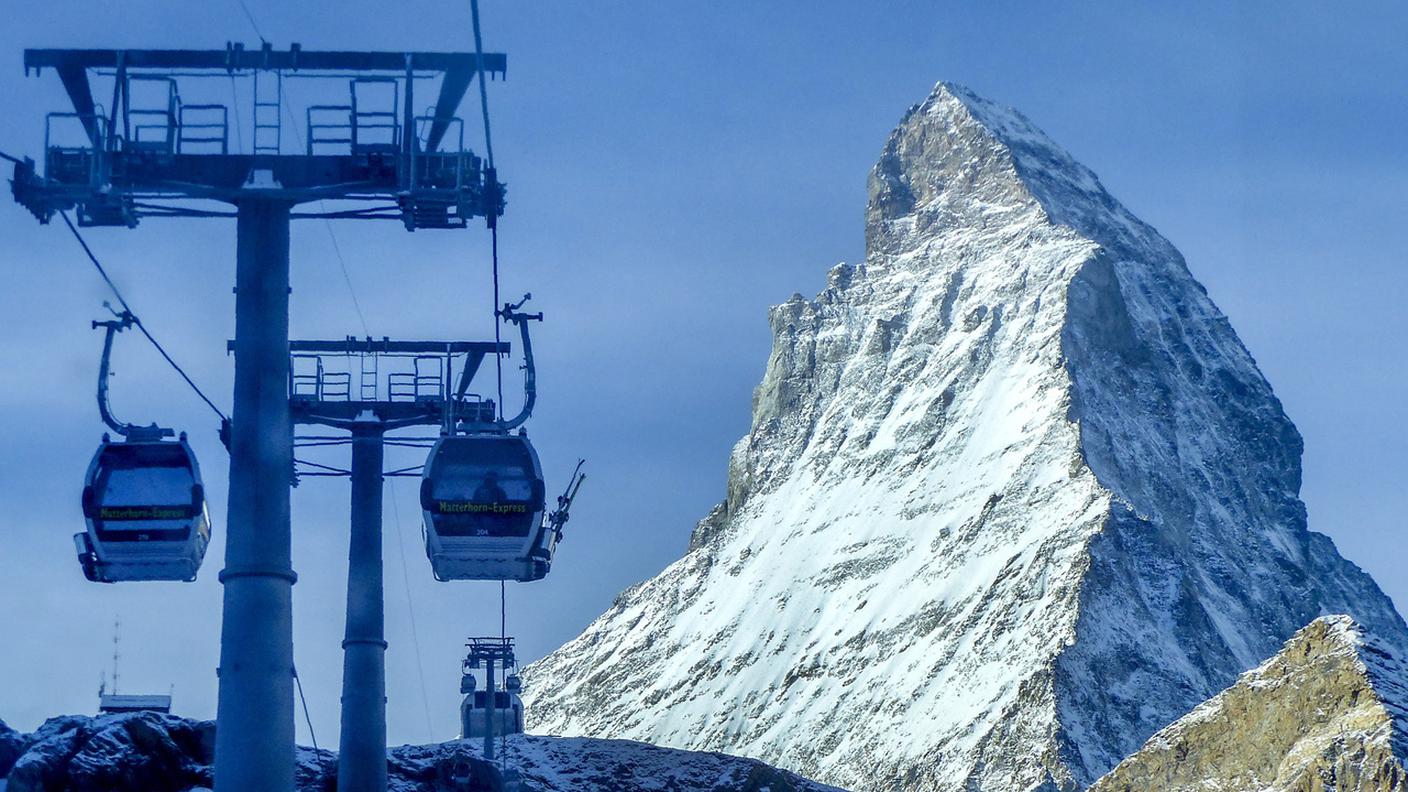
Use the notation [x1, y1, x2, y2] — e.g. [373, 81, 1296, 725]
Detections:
[1089, 616, 1408, 792]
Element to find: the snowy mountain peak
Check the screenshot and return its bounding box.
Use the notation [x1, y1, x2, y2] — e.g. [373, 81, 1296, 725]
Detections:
[868, 82, 1152, 260]
[524, 82, 1408, 792]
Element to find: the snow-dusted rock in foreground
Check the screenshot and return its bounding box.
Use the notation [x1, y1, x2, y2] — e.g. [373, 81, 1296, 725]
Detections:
[395, 736, 844, 792]
[0, 712, 841, 792]
[5, 713, 216, 792]
[1090, 616, 1408, 792]
[521, 82, 1408, 791]
[0, 719, 27, 780]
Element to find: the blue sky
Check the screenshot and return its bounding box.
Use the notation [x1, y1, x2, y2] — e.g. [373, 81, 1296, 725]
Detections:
[1, 1, 1405, 747]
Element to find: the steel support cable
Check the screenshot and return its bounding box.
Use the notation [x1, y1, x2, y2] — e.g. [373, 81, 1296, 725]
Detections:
[232, 0, 269, 44]
[58, 210, 230, 425]
[500, 575, 507, 766]
[321, 221, 371, 335]
[282, 64, 436, 732]
[295, 459, 351, 475]
[294, 665, 332, 778]
[471, 7, 513, 763]
[272, 79, 374, 336]
[289, 94, 432, 741]
[491, 227, 505, 421]
[270, 53, 436, 741]
[469, 0, 507, 422]
[257, 17, 429, 736]
[221, 0, 462, 745]
[294, 667, 320, 751]
[16, 135, 327, 762]
[469, 0, 496, 168]
[228, 74, 245, 154]
[388, 481, 437, 740]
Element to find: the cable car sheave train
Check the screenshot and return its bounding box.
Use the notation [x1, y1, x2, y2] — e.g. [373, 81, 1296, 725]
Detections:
[76, 313, 212, 583]
[420, 296, 585, 583]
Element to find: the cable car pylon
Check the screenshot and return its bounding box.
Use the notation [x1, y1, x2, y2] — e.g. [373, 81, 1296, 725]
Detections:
[11, 39, 507, 792]
[282, 326, 585, 789]
[8, 4, 585, 787]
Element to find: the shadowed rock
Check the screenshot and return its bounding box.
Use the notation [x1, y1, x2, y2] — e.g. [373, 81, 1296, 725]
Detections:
[0, 718, 30, 779]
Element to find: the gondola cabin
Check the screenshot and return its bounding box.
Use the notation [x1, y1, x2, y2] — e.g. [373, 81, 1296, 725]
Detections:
[459, 674, 525, 739]
[420, 433, 554, 581]
[77, 433, 211, 583]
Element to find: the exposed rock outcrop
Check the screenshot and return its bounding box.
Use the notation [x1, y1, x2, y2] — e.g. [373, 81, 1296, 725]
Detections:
[5, 713, 214, 792]
[1090, 616, 1408, 792]
[0, 712, 842, 792]
[0, 718, 29, 779]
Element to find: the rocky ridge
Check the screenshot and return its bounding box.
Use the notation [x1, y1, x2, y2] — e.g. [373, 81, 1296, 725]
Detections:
[521, 81, 1408, 791]
[1089, 616, 1408, 792]
[0, 711, 841, 792]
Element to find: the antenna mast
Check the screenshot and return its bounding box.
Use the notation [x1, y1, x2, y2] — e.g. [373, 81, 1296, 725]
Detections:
[112, 616, 121, 695]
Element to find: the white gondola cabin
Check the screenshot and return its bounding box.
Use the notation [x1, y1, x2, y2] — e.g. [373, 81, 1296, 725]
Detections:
[420, 433, 554, 582]
[76, 432, 211, 583]
[459, 673, 525, 739]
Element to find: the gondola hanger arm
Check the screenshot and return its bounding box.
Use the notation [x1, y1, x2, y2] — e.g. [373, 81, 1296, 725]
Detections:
[485, 293, 539, 432]
[93, 306, 173, 441]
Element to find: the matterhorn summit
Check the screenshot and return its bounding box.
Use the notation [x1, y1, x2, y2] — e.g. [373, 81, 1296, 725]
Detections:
[522, 82, 1408, 791]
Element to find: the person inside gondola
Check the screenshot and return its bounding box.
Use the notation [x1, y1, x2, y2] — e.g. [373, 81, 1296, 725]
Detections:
[473, 470, 508, 504]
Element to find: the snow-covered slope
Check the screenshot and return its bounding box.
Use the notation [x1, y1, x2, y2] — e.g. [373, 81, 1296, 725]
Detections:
[521, 82, 1408, 791]
[0, 712, 842, 791]
[1089, 616, 1408, 792]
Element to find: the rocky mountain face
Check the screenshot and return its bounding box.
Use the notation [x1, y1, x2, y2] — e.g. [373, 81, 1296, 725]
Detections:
[4, 713, 216, 792]
[0, 712, 840, 792]
[521, 82, 1408, 791]
[1090, 616, 1408, 792]
[0, 719, 27, 780]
